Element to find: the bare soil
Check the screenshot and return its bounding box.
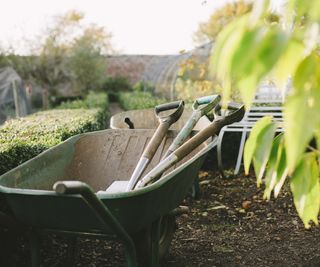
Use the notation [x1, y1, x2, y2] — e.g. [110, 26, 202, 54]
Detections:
[165, 170, 320, 267]
[5, 168, 320, 267]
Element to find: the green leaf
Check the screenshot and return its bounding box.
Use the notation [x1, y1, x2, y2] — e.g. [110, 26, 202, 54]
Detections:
[263, 134, 288, 199]
[210, 15, 248, 80]
[273, 39, 304, 88]
[273, 144, 289, 198]
[290, 153, 320, 228]
[230, 26, 289, 106]
[284, 54, 320, 172]
[309, 1, 320, 21]
[252, 123, 277, 186]
[244, 116, 273, 175]
[210, 15, 249, 102]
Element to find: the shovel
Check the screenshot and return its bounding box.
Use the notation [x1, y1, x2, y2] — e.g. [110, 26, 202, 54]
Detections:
[162, 94, 221, 159]
[136, 102, 245, 188]
[125, 100, 184, 191]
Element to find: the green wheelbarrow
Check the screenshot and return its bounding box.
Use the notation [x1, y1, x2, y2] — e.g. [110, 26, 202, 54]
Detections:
[0, 103, 244, 266]
[0, 129, 216, 267]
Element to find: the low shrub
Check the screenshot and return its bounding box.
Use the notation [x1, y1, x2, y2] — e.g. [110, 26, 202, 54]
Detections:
[118, 91, 167, 110]
[0, 109, 105, 175]
[57, 91, 108, 110]
[101, 76, 131, 102]
[132, 81, 155, 93]
[0, 92, 109, 175]
[57, 91, 109, 125]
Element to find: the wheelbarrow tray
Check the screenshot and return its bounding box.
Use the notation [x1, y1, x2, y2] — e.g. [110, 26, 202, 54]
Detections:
[0, 129, 216, 235]
[110, 108, 211, 131]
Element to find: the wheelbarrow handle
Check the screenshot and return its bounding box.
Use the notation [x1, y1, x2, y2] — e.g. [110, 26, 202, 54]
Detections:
[155, 100, 184, 125]
[137, 103, 245, 188]
[53, 181, 137, 265]
[193, 94, 221, 116]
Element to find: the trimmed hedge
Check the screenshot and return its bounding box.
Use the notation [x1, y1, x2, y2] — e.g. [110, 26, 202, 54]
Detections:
[118, 91, 166, 110]
[57, 91, 108, 110]
[0, 92, 109, 175]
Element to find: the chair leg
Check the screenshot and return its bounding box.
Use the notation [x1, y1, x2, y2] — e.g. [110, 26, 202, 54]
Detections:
[234, 131, 248, 175]
[217, 130, 226, 175]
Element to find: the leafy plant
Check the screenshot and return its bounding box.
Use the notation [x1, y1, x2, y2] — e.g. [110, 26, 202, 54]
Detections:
[57, 91, 108, 110]
[194, 0, 252, 43]
[0, 10, 113, 96]
[118, 91, 166, 110]
[0, 91, 109, 175]
[132, 80, 155, 93]
[0, 108, 106, 175]
[101, 76, 132, 101]
[210, 0, 320, 228]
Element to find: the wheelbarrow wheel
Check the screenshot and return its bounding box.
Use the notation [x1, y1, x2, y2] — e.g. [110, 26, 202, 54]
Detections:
[132, 215, 177, 266]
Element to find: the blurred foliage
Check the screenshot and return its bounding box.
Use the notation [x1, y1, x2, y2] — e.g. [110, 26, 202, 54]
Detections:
[133, 80, 155, 93]
[0, 91, 109, 174]
[211, 0, 320, 228]
[102, 76, 131, 92]
[0, 10, 113, 96]
[176, 54, 241, 103]
[57, 91, 108, 110]
[118, 91, 166, 110]
[194, 0, 252, 44]
[177, 1, 254, 103]
[101, 76, 132, 101]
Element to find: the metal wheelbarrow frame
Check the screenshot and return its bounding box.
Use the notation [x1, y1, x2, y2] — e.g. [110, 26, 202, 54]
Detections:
[0, 128, 217, 267]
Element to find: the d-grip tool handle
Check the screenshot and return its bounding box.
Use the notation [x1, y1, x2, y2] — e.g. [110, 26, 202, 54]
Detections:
[214, 102, 245, 124]
[175, 102, 245, 160]
[143, 100, 184, 159]
[163, 95, 221, 158]
[126, 100, 185, 191]
[193, 95, 221, 116]
[155, 100, 184, 125]
[136, 102, 245, 188]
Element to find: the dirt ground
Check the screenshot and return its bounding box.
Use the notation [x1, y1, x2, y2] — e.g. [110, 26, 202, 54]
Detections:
[5, 167, 320, 267]
[165, 170, 320, 267]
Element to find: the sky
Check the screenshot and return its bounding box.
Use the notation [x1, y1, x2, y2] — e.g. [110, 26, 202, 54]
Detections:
[0, 0, 228, 55]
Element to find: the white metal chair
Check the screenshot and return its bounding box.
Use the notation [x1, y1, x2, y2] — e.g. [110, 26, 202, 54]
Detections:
[217, 94, 284, 175]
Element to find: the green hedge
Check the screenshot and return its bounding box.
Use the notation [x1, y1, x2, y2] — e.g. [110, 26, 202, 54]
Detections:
[118, 91, 166, 110]
[57, 91, 108, 109]
[0, 92, 109, 175]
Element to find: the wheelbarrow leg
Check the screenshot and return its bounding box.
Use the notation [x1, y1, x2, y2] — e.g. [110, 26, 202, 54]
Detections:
[29, 230, 40, 267]
[150, 218, 161, 267]
[66, 236, 78, 267]
[54, 181, 138, 267]
[123, 242, 137, 267]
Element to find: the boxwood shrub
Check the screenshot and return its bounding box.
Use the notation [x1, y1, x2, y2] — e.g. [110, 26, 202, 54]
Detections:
[118, 91, 166, 110]
[0, 92, 109, 175]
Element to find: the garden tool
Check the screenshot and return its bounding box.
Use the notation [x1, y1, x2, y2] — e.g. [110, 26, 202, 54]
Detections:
[126, 100, 184, 191]
[136, 102, 245, 188]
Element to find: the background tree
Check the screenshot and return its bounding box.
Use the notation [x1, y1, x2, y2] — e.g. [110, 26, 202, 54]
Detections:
[176, 1, 252, 102]
[194, 0, 252, 44]
[0, 10, 113, 96]
[210, 0, 320, 228]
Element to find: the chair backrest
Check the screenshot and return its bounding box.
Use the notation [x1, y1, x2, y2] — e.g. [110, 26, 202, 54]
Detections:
[245, 106, 283, 123]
